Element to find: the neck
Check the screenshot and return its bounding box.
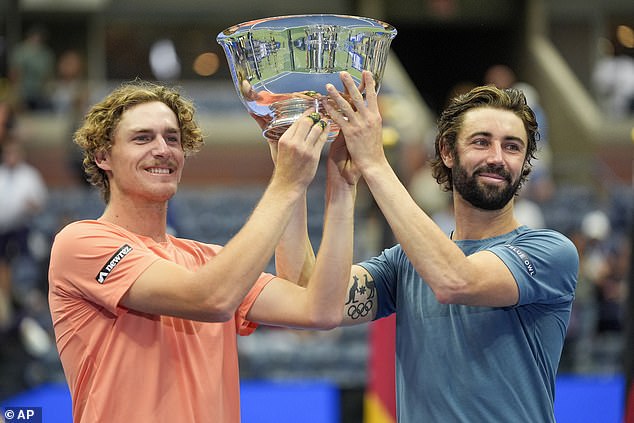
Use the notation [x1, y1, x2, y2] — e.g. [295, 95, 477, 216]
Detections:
[99, 196, 169, 243]
[451, 196, 520, 241]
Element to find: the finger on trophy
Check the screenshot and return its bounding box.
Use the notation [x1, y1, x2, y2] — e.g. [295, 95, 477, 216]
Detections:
[323, 95, 342, 119]
[340, 72, 363, 105]
[357, 74, 366, 95]
[362, 70, 377, 99]
[357, 70, 373, 95]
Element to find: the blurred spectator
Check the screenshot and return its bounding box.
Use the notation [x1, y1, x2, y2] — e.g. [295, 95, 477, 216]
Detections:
[514, 196, 546, 228]
[594, 238, 628, 335]
[52, 49, 90, 121]
[483, 64, 517, 90]
[8, 26, 55, 112]
[0, 137, 48, 332]
[149, 39, 182, 81]
[564, 209, 628, 373]
[592, 40, 634, 119]
[51, 49, 92, 186]
[564, 211, 609, 372]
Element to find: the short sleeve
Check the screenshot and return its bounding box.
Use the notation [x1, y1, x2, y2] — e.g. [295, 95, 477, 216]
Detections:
[235, 272, 275, 335]
[358, 245, 404, 320]
[489, 230, 579, 306]
[49, 221, 160, 316]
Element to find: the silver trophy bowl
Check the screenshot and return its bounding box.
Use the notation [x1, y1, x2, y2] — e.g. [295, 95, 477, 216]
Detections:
[217, 14, 397, 141]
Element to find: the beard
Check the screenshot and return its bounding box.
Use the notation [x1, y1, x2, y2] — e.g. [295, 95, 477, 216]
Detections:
[451, 160, 520, 210]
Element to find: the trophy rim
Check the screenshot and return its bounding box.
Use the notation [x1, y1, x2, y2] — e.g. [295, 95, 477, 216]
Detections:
[217, 14, 397, 41]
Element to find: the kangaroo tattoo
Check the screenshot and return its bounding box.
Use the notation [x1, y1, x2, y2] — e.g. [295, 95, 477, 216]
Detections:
[364, 274, 375, 299]
[345, 275, 360, 305]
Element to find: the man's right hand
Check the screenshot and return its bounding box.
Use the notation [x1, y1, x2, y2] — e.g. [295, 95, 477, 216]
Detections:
[271, 110, 329, 193]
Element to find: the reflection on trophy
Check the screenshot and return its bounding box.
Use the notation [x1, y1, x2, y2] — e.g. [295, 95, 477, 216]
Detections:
[217, 14, 397, 141]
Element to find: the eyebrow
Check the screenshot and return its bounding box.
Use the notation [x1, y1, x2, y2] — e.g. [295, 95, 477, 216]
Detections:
[469, 131, 525, 144]
[128, 127, 181, 134]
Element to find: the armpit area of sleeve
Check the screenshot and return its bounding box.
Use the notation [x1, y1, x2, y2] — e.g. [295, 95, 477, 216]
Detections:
[235, 272, 276, 336]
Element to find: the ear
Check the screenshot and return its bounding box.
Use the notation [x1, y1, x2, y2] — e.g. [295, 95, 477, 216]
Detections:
[522, 161, 532, 178]
[94, 150, 112, 171]
[439, 140, 454, 168]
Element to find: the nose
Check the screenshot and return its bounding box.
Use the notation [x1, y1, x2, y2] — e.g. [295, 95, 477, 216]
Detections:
[152, 135, 171, 157]
[486, 141, 504, 165]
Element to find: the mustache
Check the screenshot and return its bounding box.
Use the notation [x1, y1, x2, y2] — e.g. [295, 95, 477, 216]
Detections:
[473, 165, 512, 182]
[148, 159, 178, 168]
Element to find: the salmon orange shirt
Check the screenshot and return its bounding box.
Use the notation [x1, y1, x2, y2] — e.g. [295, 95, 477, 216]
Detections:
[48, 220, 274, 422]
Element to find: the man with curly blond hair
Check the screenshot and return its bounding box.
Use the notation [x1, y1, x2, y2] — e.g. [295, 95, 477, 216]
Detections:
[73, 81, 204, 203]
[48, 80, 360, 422]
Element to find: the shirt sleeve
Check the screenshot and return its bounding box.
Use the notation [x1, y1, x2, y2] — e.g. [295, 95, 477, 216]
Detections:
[234, 272, 276, 336]
[489, 229, 579, 306]
[49, 221, 160, 316]
[359, 245, 404, 320]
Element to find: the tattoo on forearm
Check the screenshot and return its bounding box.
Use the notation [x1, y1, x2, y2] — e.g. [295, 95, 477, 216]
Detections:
[345, 274, 375, 319]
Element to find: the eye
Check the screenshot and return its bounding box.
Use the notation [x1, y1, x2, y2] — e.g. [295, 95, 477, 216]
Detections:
[504, 142, 523, 152]
[133, 134, 152, 142]
[473, 137, 489, 147]
[166, 135, 181, 144]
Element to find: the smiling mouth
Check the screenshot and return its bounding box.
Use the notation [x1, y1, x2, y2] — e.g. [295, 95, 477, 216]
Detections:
[146, 167, 173, 175]
[478, 173, 506, 181]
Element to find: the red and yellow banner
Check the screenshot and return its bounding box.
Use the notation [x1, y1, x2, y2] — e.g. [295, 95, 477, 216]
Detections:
[364, 314, 396, 423]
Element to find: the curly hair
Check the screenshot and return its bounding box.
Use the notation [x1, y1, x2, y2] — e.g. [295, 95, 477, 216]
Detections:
[430, 85, 539, 192]
[74, 80, 204, 203]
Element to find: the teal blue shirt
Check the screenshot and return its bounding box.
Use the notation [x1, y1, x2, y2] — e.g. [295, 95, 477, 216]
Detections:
[361, 226, 578, 422]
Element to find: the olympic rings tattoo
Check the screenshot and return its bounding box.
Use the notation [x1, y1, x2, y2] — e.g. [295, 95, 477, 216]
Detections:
[347, 300, 373, 319]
